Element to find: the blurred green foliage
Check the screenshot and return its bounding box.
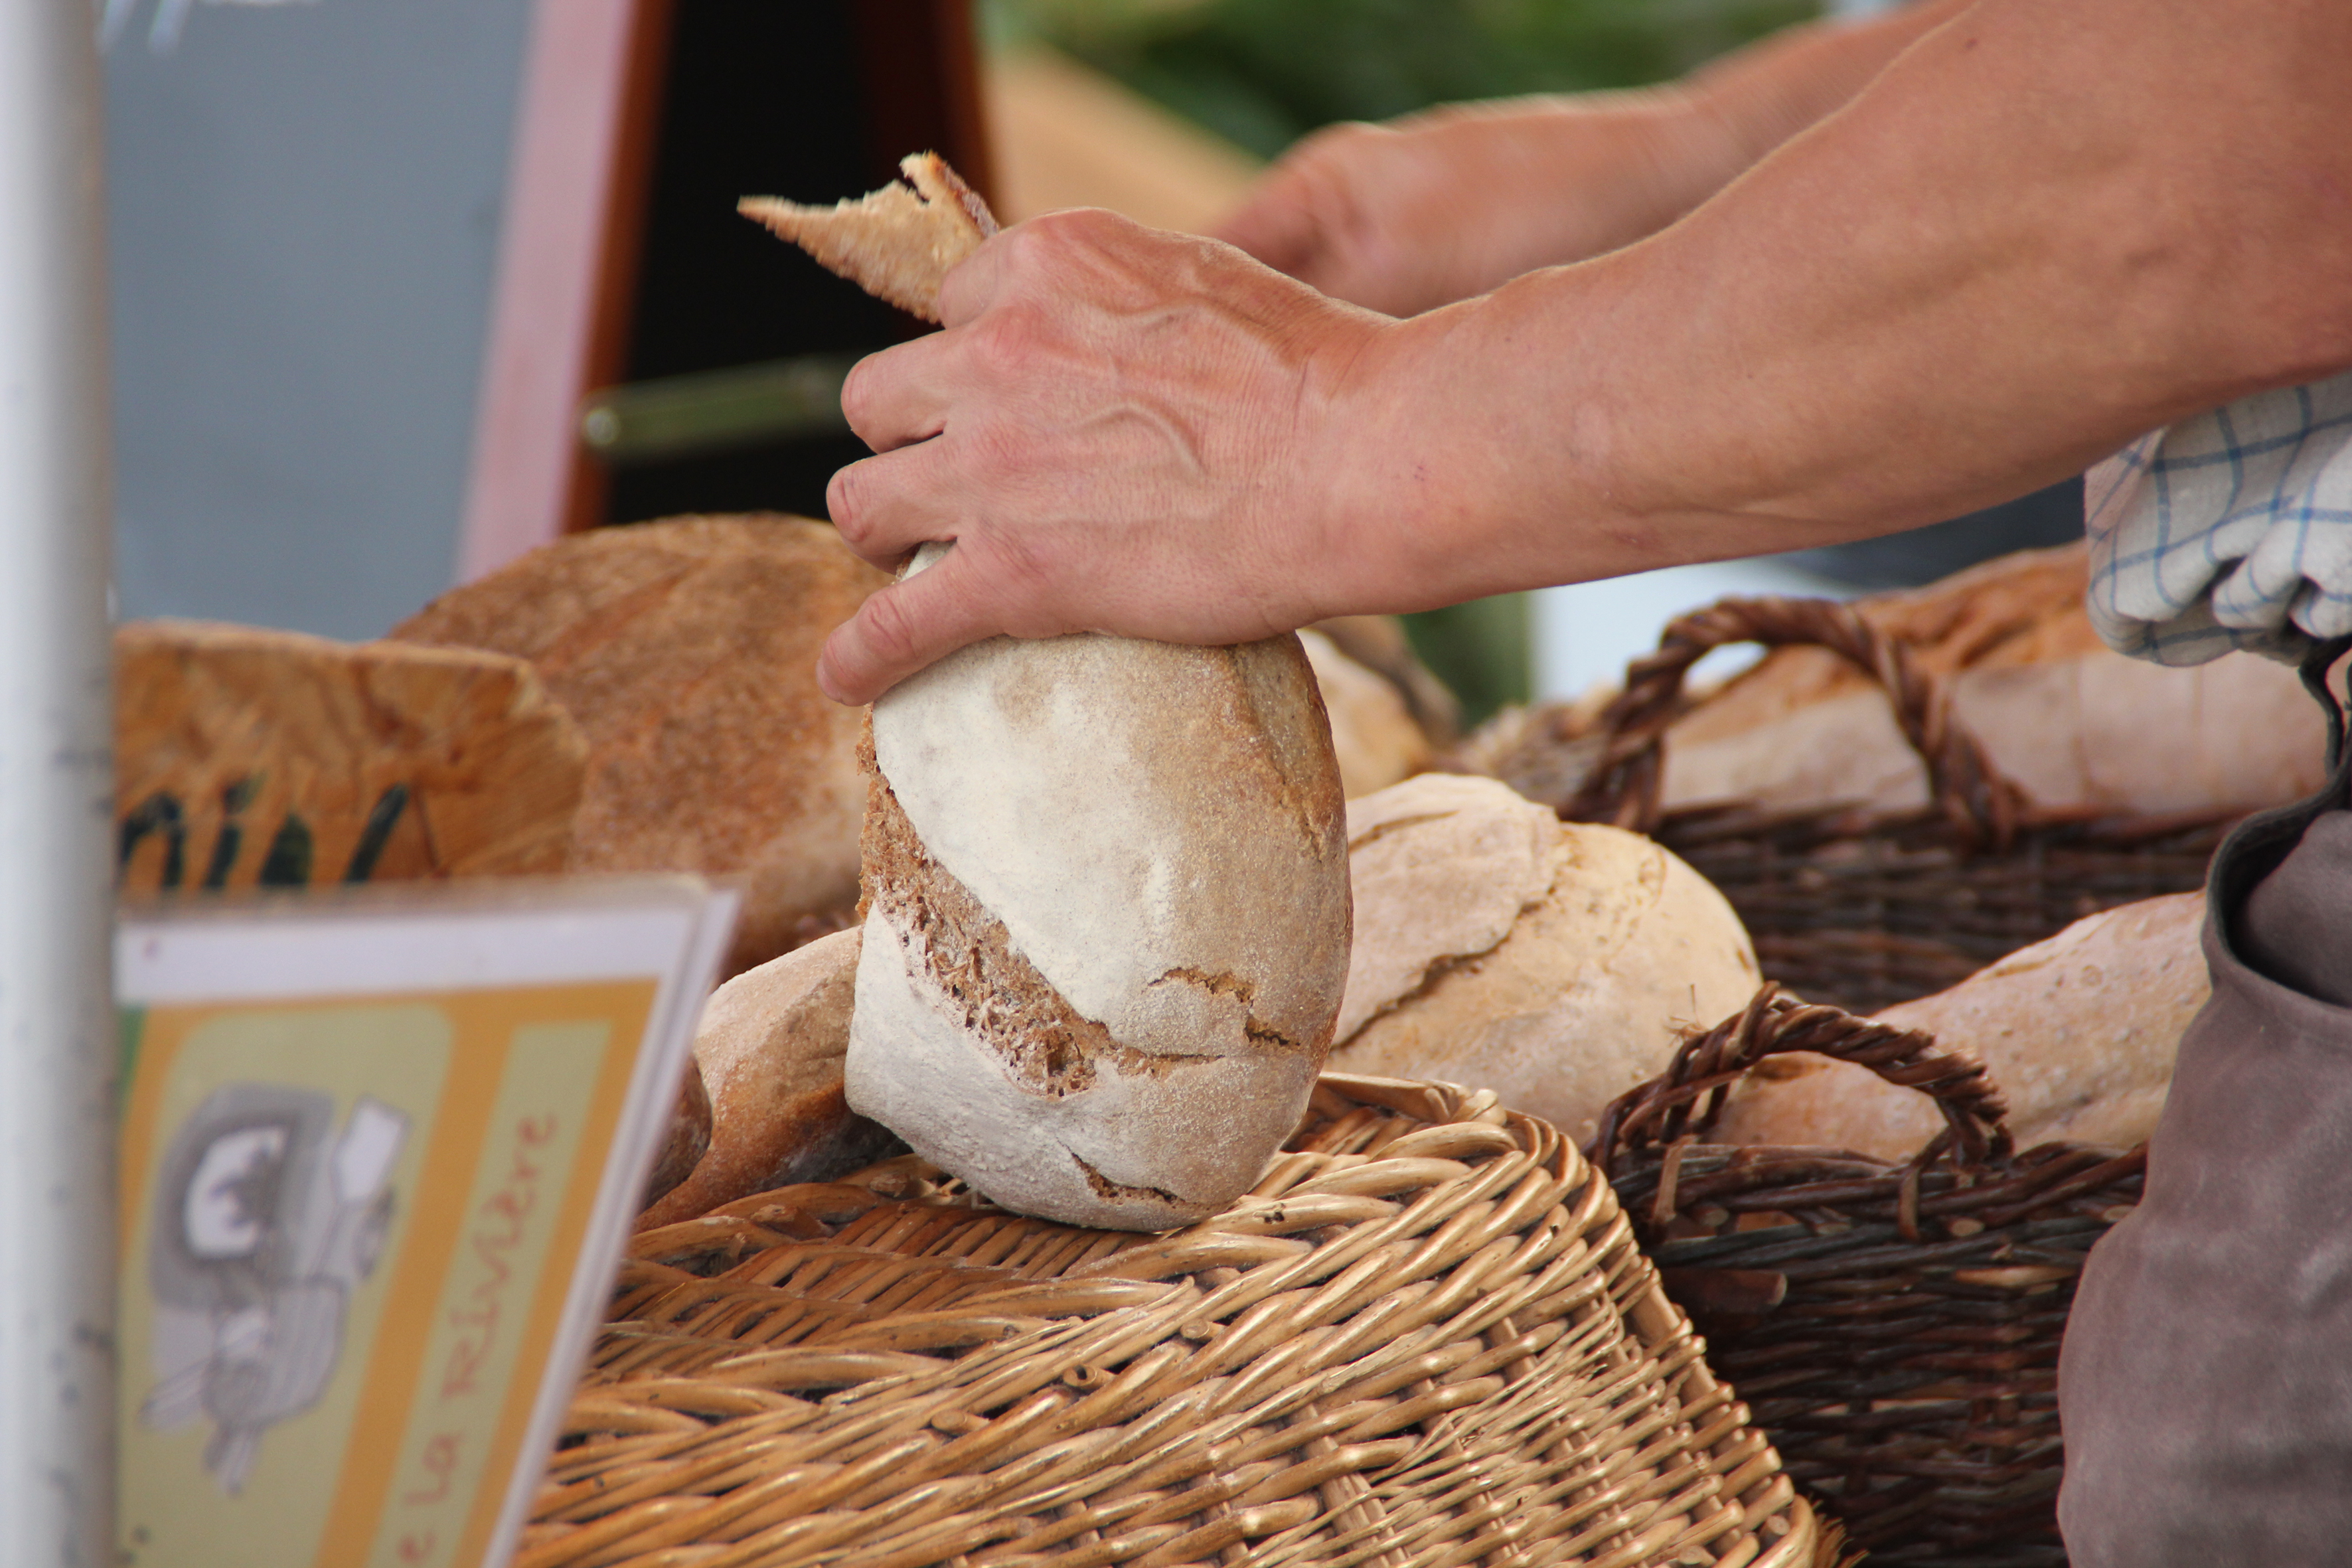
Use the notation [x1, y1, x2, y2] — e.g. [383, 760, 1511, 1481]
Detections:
[1399, 590, 1533, 722]
[994, 0, 1817, 159]
[983, 0, 1818, 721]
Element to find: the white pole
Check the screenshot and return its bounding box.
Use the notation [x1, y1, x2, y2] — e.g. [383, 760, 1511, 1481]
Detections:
[0, 2, 117, 1564]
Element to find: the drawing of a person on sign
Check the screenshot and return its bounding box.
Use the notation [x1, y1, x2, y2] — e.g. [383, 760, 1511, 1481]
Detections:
[140, 1082, 410, 1495]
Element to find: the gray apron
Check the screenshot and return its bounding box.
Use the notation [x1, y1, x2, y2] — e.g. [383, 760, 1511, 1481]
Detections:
[2059, 640, 2352, 1563]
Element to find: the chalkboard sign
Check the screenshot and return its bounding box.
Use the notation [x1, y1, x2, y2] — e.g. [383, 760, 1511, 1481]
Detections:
[103, 0, 988, 638]
[104, 0, 537, 641]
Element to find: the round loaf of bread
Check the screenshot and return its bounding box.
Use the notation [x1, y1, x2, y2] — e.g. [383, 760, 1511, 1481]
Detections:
[1298, 628, 1431, 798]
[394, 516, 887, 976]
[847, 589, 1352, 1230]
[1332, 773, 1761, 1146]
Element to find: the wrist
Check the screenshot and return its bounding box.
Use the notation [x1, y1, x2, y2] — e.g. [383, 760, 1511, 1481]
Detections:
[1287, 284, 1634, 616]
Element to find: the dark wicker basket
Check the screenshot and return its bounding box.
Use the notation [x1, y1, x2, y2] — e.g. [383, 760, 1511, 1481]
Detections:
[1593, 987, 2147, 1568]
[1537, 597, 2234, 1013]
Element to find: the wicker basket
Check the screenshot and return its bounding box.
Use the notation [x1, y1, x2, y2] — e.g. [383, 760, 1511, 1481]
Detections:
[1525, 597, 2234, 1014]
[1593, 989, 2148, 1567]
[522, 1073, 1836, 1568]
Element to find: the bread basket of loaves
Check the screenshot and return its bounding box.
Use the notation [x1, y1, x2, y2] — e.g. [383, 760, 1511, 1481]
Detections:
[488, 156, 1856, 1568]
[1595, 989, 2148, 1568]
[1466, 577, 2272, 1014]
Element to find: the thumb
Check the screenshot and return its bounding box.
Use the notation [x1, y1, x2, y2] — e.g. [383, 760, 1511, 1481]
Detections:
[817, 543, 1001, 706]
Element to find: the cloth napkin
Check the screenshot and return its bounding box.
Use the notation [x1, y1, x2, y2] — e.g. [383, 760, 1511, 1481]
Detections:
[2087, 371, 2352, 666]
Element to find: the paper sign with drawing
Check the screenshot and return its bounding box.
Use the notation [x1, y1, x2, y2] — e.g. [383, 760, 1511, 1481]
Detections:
[115, 880, 736, 1568]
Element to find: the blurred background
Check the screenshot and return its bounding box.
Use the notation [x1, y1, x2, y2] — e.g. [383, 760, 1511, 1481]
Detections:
[102, 0, 2077, 726]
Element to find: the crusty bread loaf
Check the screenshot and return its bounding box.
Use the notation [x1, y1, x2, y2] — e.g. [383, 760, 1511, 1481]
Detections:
[1299, 628, 1431, 797]
[1464, 544, 2325, 821]
[1660, 546, 2324, 817]
[1718, 892, 2207, 1157]
[1332, 773, 1761, 1146]
[393, 516, 887, 977]
[638, 927, 898, 1227]
[739, 153, 996, 323]
[643, 1060, 713, 1211]
[116, 619, 584, 890]
[751, 161, 1354, 1229]
[850, 589, 1352, 1228]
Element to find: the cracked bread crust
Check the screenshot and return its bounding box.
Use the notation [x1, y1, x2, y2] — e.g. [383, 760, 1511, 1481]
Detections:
[864, 762, 1117, 1097]
[862, 739, 1268, 1097]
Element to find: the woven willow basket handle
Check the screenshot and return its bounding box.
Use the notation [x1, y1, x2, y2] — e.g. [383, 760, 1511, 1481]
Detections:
[1564, 595, 2027, 854]
[1591, 985, 2017, 1181]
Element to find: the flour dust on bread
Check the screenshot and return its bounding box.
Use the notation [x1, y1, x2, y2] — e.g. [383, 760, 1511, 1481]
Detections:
[1333, 773, 1760, 1146]
[748, 166, 1353, 1228]
[850, 546, 1350, 1228]
[739, 153, 996, 323]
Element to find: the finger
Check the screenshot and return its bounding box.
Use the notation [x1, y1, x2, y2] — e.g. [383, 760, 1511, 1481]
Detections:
[825, 437, 963, 569]
[817, 542, 1004, 705]
[1214, 170, 1324, 278]
[838, 333, 960, 453]
[936, 231, 1008, 329]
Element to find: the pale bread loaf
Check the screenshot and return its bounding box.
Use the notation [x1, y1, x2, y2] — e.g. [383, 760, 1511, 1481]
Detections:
[850, 582, 1351, 1228]
[751, 163, 1356, 1229]
[739, 153, 996, 323]
[1717, 892, 2207, 1157]
[1333, 774, 1761, 1146]
[639, 927, 898, 1228]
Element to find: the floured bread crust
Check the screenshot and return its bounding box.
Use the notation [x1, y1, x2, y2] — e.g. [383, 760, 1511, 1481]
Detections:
[1717, 892, 2207, 1156]
[1332, 774, 1761, 1147]
[740, 153, 997, 323]
[848, 610, 1351, 1229]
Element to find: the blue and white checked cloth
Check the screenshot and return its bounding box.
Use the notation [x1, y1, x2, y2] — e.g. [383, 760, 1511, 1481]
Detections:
[2086, 370, 2352, 666]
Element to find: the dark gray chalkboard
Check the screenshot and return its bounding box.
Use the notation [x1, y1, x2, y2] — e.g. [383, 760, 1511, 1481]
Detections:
[104, 0, 534, 639]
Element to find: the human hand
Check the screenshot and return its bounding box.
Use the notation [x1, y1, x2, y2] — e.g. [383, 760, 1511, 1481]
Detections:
[816, 208, 1392, 706]
[1217, 96, 1737, 318]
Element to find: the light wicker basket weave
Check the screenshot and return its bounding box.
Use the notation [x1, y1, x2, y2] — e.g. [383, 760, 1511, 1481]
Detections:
[520, 1073, 1835, 1568]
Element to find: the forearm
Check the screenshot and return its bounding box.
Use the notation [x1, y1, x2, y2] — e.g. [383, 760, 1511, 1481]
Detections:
[1421, 0, 1972, 270]
[1679, 0, 1968, 176]
[1217, 1, 1963, 315]
[1312, 0, 2352, 608]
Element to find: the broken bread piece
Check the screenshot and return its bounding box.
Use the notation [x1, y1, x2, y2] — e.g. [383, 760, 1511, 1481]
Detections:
[739, 152, 997, 322]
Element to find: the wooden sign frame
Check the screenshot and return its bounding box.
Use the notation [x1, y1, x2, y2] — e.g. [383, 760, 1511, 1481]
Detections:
[458, 0, 990, 582]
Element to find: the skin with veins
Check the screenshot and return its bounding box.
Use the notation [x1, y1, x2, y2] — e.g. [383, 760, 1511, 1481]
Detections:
[815, 0, 2352, 705]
